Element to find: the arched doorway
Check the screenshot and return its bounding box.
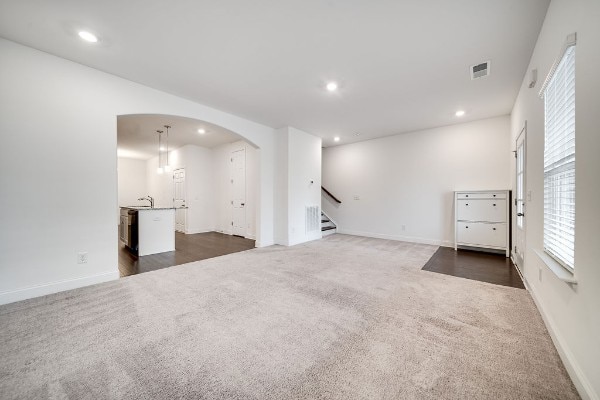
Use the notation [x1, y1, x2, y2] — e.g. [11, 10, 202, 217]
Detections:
[116, 114, 261, 275]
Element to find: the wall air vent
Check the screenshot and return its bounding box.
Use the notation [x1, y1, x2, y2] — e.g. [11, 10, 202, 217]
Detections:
[470, 61, 490, 80]
[305, 205, 320, 233]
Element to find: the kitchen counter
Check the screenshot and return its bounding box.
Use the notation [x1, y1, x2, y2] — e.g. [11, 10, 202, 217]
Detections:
[120, 207, 175, 256]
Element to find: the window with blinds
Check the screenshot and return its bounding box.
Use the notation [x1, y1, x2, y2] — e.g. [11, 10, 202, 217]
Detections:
[542, 41, 576, 271]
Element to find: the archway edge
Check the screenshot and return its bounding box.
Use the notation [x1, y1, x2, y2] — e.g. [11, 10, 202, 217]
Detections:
[117, 112, 262, 150]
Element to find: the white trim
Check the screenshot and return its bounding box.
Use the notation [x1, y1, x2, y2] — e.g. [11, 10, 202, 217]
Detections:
[513, 122, 527, 267]
[184, 227, 214, 234]
[539, 32, 577, 97]
[534, 249, 578, 284]
[255, 240, 273, 248]
[321, 210, 338, 228]
[523, 274, 597, 400]
[510, 253, 526, 284]
[0, 270, 119, 305]
[336, 228, 452, 247]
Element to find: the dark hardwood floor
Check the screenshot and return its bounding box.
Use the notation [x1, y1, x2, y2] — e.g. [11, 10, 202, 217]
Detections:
[118, 232, 255, 277]
[422, 247, 525, 289]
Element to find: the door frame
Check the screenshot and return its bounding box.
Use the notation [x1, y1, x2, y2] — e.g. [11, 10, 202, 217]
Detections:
[230, 148, 247, 237]
[173, 167, 187, 233]
[513, 122, 527, 270]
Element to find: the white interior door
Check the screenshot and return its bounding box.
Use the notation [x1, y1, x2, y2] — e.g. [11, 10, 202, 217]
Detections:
[231, 149, 246, 237]
[173, 168, 186, 233]
[514, 125, 527, 269]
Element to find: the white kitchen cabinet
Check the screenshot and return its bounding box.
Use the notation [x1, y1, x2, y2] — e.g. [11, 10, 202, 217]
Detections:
[454, 190, 510, 257]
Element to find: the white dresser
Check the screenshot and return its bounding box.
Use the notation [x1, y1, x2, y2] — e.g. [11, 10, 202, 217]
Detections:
[454, 190, 510, 257]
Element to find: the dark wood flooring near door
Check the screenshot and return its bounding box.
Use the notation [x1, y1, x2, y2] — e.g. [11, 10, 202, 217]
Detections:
[422, 247, 525, 289]
[118, 232, 255, 277]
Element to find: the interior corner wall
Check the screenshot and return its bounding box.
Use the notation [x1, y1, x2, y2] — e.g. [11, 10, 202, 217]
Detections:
[274, 127, 322, 246]
[322, 116, 511, 246]
[0, 38, 276, 305]
[287, 127, 322, 245]
[509, 0, 600, 398]
[274, 128, 290, 245]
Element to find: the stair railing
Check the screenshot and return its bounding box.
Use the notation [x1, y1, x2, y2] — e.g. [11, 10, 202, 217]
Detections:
[321, 186, 342, 204]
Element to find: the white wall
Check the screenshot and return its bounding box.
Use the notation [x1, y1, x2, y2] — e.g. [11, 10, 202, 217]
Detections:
[322, 116, 510, 246]
[0, 38, 276, 305]
[509, 0, 600, 398]
[146, 145, 215, 234]
[274, 128, 289, 244]
[184, 145, 216, 234]
[276, 127, 322, 246]
[146, 150, 182, 209]
[117, 157, 148, 207]
[288, 128, 322, 245]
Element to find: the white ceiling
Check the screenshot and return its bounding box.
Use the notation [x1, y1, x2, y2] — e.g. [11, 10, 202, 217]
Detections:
[117, 114, 242, 160]
[0, 1, 550, 147]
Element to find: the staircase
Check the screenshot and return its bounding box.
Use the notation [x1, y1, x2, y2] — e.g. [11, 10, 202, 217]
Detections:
[321, 212, 337, 236]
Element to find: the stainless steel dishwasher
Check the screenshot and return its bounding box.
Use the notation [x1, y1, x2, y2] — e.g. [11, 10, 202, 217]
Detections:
[119, 208, 138, 253]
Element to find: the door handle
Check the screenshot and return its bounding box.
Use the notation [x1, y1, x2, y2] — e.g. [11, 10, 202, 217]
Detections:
[517, 213, 524, 217]
[241, 203, 245, 206]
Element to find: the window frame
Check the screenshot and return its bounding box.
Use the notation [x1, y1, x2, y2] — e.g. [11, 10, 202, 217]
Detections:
[539, 33, 577, 273]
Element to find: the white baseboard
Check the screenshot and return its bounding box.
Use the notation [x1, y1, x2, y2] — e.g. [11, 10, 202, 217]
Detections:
[255, 240, 274, 248]
[0, 270, 119, 306]
[288, 233, 322, 247]
[336, 228, 453, 247]
[185, 227, 213, 234]
[523, 275, 598, 400]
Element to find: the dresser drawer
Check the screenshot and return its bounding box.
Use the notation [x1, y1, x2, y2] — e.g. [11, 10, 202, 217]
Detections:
[457, 199, 506, 222]
[457, 192, 506, 200]
[456, 222, 506, 248]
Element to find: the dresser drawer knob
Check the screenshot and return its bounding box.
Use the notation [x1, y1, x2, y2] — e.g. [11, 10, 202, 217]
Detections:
[493, 204, 496, 206]
[465, 226, 469, 229]
[465, 203, 469, 206]
[493, 228, 496, 230]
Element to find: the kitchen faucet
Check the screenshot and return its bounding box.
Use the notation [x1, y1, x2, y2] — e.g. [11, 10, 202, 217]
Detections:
[138, 195, 154, 208]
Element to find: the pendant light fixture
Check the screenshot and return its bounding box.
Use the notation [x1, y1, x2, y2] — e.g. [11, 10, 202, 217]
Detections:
[156, 129, 164, 174]
[163, 125, 171, 172]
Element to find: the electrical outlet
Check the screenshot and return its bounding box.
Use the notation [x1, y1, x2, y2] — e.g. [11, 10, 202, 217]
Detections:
[401, 225, 406, 231]
[77, 252, 88, 264]
[538, 266, 542, 282]
[353, 195, 360, 200]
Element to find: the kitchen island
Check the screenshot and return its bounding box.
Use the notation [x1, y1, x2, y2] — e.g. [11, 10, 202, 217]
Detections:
[120, 207, 175, 256]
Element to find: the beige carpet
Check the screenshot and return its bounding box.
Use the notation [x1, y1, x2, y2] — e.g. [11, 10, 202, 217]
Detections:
[0, 234, 578, 399]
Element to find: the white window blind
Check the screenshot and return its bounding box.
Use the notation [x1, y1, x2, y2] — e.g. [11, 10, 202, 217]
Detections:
[542, 42, 576, 271]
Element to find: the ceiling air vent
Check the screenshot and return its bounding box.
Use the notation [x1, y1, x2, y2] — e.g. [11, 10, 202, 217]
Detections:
[470, 61, 490, 80]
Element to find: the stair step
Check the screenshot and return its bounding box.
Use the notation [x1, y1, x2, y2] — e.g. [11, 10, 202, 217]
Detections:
[321, 226, 336, 231]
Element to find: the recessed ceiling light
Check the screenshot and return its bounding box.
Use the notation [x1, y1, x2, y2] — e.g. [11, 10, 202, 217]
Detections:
[334, 137, 340, 142]
[326, 82, 338, 92]
[159, 146, 165, 151]
[78, 31, 98, 43]
[455, 110, 465, 117]
[197, 128, 206, 134]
